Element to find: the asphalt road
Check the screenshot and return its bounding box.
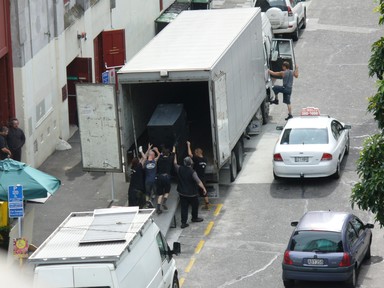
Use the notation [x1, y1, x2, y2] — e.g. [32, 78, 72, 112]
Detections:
[172, 1, 384, 287]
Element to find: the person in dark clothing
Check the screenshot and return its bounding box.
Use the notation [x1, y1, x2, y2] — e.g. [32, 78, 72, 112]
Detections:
[128, 155, 147, 209]
[7, 118, 25, 162]
[155, 147, 174, 214]
[174, 152, 207, 229]
[0, 126, 12, 160]
[187, 141, 210, 210]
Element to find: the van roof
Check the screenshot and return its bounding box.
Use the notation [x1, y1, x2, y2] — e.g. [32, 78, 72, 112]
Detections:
[29, 207, 156, 264]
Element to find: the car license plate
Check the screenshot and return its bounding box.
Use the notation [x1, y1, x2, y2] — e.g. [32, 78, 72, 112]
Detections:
[295, 157, 309, 162]
[307, 258, 324, 265]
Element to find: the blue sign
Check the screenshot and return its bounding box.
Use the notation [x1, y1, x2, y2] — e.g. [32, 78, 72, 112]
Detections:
[102, 71, 109, 84]
[8, 185, 24, 218]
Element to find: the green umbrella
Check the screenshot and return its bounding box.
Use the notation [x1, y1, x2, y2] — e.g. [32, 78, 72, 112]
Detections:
[0, 159, 61, 201]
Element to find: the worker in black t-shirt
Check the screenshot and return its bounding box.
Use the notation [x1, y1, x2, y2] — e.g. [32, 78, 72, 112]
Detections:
[187, 141, 210, 210]
[155, 147, 174, 214]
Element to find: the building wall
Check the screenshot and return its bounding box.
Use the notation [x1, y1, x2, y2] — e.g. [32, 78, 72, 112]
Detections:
[10, 0, 163, 167]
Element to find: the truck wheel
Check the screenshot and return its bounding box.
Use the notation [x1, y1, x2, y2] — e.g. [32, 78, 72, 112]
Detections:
[261, 97, 270, 125]
[301, 9, 307, 29]
[292, 22, 299, 41]
[235, 140, 244, 172]
[230, 150, 238, 182]
[172, 275, 180, 288]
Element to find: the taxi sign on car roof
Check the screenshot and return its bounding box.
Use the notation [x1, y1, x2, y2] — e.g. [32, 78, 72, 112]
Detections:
[301, 107, 320, 116]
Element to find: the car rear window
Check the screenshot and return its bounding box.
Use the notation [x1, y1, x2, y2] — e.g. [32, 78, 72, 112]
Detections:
[290, 231, 343, 252]
[280, 128, 329, 145]
[255, 0, 287, 12]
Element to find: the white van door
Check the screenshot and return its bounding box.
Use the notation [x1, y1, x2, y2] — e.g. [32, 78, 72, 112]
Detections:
[156, 232, 176, 287]
[270, 38, 296, 75]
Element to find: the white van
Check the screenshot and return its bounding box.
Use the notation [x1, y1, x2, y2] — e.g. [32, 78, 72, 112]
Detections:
[29, 207, 181, 288]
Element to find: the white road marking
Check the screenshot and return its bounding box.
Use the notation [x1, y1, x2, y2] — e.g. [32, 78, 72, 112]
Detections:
[217, 254, 280, 287]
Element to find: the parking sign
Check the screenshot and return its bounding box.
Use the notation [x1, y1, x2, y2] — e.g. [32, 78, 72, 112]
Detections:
[8, 185, 24, 218]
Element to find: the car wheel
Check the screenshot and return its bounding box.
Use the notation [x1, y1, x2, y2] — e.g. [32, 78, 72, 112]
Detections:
[283, 279, 294, 288]
[172, 275, 180, 288]
[261, 97, 270, 124]
[332, 160, 341, 179]
[301, 9, 307, 29]
[345, 135, 350, 155]
[365, 238, 372, 260]
[235, 140, 244, 172]
[292, 24, 299, 41]
[346, 266, 357, 288]
[230, 150, 238, 182]
[273, 171, 281, 180]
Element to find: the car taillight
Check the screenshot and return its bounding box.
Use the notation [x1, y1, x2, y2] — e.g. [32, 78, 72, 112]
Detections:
[287, 7, 293, 17]
[284, 250, 293, 265]
[321, 153, 333, 161]
[339, 252, 351, 267]
[274, 153, 283, 161]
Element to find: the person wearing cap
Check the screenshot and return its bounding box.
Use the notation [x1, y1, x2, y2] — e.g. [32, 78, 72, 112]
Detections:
[174, 147, 206, 229]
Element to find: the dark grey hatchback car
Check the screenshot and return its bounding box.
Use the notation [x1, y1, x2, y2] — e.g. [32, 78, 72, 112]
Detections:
[282, 211, 374, 288]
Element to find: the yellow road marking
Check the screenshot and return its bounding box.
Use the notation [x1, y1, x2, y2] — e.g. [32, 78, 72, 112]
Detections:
[179, 277, 185, 287]
[214, 203, 223, 216]
[204, 221, 214, 236]
[185, 257, 196, 273]
[195, 240, 205, 254]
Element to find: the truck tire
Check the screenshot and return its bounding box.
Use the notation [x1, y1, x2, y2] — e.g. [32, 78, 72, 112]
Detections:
[292, 24, 299, 41]
[172, 275, 180, 288]
[261, 97, 270, 125]
[230, 150, 238, 182]
[235, 140, 244, 172]
[301, 9, 307, 29]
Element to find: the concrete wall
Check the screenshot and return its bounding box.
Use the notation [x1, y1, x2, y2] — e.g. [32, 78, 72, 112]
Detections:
[10, 0, 164, 167]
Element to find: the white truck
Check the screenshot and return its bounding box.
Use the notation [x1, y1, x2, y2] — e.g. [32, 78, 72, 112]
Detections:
[75, 8, 295, 183]
[29, 207, 181, 288]
[117, 8, 295, 182]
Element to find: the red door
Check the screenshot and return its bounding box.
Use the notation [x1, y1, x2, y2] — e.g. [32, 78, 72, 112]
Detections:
[102, 29, 125, 69]
[66, 58, 92, 125]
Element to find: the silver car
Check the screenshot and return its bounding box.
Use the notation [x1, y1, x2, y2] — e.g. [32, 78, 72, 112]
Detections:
[282, 211, 374, 288]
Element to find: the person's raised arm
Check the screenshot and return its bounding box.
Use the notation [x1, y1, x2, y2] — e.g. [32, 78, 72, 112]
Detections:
[268, 69, 284, 78]
[187, 141, 193, 158]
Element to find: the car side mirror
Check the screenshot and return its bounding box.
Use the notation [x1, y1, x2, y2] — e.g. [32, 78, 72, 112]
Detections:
[365, 223, 374, 229]
[276, 125, 284, 130]
[291, 221, 298, 227]
[171, 242, 181, 255]
[343, 124, 352, 129]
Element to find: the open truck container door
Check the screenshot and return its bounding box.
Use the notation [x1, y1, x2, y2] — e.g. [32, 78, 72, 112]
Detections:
[75, 84, 122, 172]
[270, 38, 296, 73]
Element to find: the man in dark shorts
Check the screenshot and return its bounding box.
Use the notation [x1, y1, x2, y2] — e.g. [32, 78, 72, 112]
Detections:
[155, 147, 174, 214]
[269, 62, 299, 120]
[187, 141, 210, 210]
